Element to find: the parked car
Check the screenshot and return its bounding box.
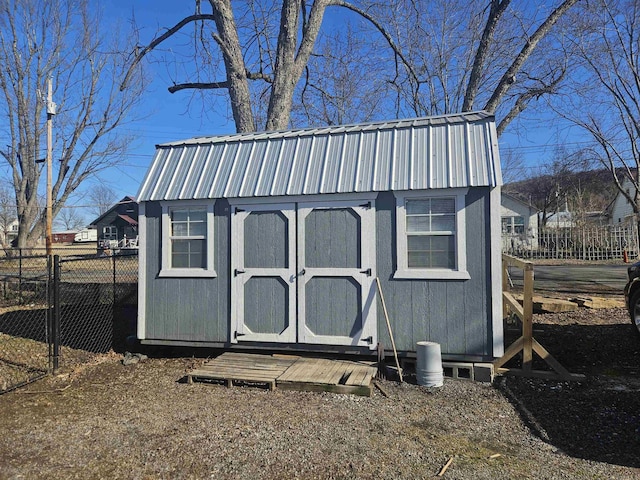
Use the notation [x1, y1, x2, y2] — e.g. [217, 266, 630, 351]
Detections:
[624, 260, 640, 335]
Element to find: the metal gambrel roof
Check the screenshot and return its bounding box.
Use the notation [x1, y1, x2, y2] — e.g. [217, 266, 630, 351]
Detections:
[137, 111, 502, 202]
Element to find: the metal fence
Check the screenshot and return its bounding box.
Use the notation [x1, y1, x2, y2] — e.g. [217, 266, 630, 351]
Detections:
[502, 223, 639, 260]
[0, 252, 138, 394]
[0, 255, 51, 393]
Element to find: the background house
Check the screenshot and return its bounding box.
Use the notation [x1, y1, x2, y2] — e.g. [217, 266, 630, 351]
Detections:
[0, 218, 19, 246]
[500, 192, 538, 250]
[609, 177, 637, 225]
[89, 196, 139, 251]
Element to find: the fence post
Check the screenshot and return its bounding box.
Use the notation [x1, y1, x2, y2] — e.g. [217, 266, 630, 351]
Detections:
[18, 251, 22, 303]
[52, 255, 60, 372]
[112, 253, 117, 306]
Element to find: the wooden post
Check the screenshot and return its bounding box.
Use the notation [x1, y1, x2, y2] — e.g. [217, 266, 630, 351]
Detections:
[494, 254, 584, 381]
[45, 77, 54, 256]
[522, 264, 534, 372]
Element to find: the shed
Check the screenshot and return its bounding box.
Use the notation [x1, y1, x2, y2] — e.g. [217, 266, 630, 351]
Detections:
[137, 111, 504, 361]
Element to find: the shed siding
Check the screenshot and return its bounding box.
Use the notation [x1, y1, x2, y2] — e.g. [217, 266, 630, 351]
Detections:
[141, 190, 493, 356]
[375, 190, 490, 356]
[143, 200, 229, 342]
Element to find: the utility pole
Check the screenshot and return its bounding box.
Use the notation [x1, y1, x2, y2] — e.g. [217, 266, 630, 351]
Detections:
[45, 77, 56, 256]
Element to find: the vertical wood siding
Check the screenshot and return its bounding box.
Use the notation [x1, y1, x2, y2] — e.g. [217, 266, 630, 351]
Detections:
[144, 200, 230, 342]
[375, 190, 491, 357]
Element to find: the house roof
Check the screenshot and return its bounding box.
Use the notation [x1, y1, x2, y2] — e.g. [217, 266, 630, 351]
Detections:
[117, 214, 138, 226]
[89, 196, 137, 226]
[501, 192, 539, 212]
[137, 111, 502, 202]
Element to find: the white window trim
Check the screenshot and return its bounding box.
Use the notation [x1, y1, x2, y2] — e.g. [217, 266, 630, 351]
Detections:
[159, 200, 216, 278]
[393, 189, 470, 280]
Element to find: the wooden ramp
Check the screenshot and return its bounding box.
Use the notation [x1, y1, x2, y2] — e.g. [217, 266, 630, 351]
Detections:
[187, 352, 377, 396]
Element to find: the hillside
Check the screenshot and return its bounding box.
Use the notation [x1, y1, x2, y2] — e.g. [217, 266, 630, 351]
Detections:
[503, 168, 621, 214]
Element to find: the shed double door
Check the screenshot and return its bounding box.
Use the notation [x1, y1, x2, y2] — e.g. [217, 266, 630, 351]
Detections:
[231, 199, 377, 349]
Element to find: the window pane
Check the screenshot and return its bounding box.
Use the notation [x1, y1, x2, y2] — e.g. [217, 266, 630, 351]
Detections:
[172, 239, 190, 253]
[189, 220, 206, 236]
[172, 222, 188, 236]
[408, 234, 454, 269]
[171, 239, 206, 268]
[406, 216, 430, 232]
[430, 198, 455, 214]
[171, 210, 189, 222]
[172, 252, 189, 268]
[189, 210, 206, 223]
[430, 215, 455, 232]
[406, 199, 430, 214]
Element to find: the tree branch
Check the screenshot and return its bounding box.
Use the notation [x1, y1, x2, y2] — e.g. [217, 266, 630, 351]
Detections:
[119, 13, 217, 91]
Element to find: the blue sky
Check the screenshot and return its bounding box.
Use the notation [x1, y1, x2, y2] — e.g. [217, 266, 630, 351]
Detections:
[73, 1, 586, 224]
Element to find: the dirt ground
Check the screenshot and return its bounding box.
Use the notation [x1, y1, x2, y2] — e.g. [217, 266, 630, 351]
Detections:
[0, 302, 639, 479]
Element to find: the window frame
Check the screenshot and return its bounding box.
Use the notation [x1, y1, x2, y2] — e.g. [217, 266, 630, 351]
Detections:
[393, 189, 469, 280]
[159, 200, 216, 278]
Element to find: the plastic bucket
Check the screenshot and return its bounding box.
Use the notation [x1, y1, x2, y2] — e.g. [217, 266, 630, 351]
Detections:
[416, 341, 444, 387]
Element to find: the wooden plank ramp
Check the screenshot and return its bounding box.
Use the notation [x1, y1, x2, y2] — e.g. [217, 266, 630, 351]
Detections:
[187, 352, 377, 396]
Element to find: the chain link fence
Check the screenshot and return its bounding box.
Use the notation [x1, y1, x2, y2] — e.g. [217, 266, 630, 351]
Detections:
[0, 255, 51, 393]
[55, 252, 138, 368]
[0, 251, 138, 394]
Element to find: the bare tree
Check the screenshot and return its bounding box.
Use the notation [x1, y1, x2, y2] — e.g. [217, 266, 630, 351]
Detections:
[55, 206, 85, 231]
[369, 0, 579, 135]
[88, 184, 117, 219]
[555, 0, 640, 235]
[121, 0, 578, 136]
[504, 148, 588, 227]
[0, 0, 145, 247]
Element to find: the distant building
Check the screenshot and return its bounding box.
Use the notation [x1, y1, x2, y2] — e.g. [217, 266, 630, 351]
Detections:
[89, 196, 139, 251]
[501, 193, 538, 250]
[610, 177, 637, 225]
[0, 218, 19, 246]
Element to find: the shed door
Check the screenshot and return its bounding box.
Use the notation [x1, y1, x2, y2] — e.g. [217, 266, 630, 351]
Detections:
[231, 203, 296, 343]
[297, 201, 377, 348]
[231, 199, 377, 349]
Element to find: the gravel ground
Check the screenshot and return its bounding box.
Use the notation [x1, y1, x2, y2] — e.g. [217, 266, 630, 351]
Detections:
[1, 308, 639, 479]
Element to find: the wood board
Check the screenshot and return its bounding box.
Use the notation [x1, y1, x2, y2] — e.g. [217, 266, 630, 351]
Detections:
[186, 352, 377, 396]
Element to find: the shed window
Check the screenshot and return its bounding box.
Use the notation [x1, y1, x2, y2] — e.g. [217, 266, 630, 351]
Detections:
[170, 208, 206, 268]
[394, 189, 469, 280]
[159, 201, 216, 278]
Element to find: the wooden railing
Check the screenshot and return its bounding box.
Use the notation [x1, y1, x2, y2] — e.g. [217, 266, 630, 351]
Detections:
[493, 254, 584, 381]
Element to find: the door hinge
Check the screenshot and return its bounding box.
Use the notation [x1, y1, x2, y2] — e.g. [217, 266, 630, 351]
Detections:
[360, 268, 371, 276]
[234, 331, 246, 339]
[359, 201, 372, 209]
[234, 268, 245, 276]
[360, 336, 373, 345]
[234, 207, 245, 214]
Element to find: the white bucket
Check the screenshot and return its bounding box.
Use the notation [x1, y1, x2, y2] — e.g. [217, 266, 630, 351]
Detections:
[416, 341, 444, 387]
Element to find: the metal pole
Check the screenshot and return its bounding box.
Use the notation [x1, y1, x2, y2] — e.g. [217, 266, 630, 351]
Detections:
[46, 77, 54, 256]
[52, 255, 60, 372]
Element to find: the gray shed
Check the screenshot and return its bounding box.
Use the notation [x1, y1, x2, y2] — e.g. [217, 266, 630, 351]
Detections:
[137, 111, 504, 361]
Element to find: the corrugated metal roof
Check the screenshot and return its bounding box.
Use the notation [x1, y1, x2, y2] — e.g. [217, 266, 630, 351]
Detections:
[138, 111, 502, 202]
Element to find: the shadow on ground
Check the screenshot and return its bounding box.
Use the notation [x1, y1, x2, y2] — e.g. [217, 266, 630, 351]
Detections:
[499, 322, 640, 468]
